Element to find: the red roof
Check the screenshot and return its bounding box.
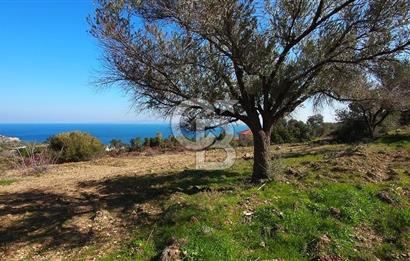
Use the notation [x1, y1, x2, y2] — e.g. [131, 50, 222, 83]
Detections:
[239, 129, 252, 135]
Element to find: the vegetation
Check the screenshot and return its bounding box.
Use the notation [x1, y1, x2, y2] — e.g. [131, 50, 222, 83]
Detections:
[100, 135, 410, 260]
[48, 132, 104, 163]
[130, 133, 179, 151]
[1, 130, 409, 259]
[110, 139, 127, 151]
[332, 61, 410, 140]
[129, 137, 143, 151]
[2, 1, 410, 259]
[400, 110, 410, 126]
[270, 118, 312, 144]
[91, 0, 410, 182]
[0, 178, 16, 186]
[12, 144, 59, 175]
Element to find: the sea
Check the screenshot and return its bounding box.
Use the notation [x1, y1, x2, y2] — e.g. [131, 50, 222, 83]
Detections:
[0, 123, 248, 144]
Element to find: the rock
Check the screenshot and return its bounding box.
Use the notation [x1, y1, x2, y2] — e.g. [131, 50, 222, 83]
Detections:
[286, 167, 300, 176]
[190, 216, 199, 224]
[243, 153, 253, 160]
[160, 244, 181, 261]
[387, 168, 399, 180]
[330, 207, 341, 219]
[261, 224, 283, 237]
[188, 185, 211, 193]
[310, 162, 321, 170]
[319, 234, 331, 245]
[243, 210, 254, 217]
[377, 191, 394, 204]
[316, 234, 331, 253]
[243, 210, 254, 223]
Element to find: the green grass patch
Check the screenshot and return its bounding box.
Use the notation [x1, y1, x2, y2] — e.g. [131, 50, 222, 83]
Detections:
[280, 152, 324, 166]
[101, 141, 410, 260]
[376, 134, 410, 150]
[0, 178, 16, 186]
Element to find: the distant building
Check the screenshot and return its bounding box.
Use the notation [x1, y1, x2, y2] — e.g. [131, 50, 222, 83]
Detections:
[239, 129, 253, 146]
[0, 135, 21, 143]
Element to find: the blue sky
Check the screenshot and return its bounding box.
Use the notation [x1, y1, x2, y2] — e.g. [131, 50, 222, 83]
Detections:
[0, 0, 343, 123]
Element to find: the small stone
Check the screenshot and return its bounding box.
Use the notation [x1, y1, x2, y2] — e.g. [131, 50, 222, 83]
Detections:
[160, 244, 181, 261]
[243, 153, 253, 160]
[330, 207, 341, 219]
[286, 167, 300, 176]
[190, 216, 199, 224]
[377, 191, 394, 204]
[243, 210, 254, 217]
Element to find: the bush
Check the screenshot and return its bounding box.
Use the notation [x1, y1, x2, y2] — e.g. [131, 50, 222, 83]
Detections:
[130, 137, 143, 151]
[399, 110, 410, 126]
[48, 132, 104, 163]
[12, 144, 59, 174]
[271, 119, 312, 144]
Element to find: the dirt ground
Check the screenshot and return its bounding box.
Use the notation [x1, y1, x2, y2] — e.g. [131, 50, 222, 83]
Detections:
[0, 148, 255, 260]
[0, 143, 408, 260]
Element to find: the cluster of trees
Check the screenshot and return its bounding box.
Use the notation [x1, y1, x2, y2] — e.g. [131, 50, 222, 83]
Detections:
[91, 0, 410, 182]
[109, 132, 180, 152]
[269, 114, 334, 144]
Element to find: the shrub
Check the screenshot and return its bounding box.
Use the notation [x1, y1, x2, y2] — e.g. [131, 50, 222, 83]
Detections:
[334, 118, 368, 143]
[109, 139, 128, 152]
[48, 132, 104, 163]
[130, 137, 143, 151]
[12, 144, 60, 174]
[271, 119, 312, 144]
[399, 110, 410, 126]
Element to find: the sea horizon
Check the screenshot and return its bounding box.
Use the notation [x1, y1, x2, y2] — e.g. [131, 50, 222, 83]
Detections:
[0, 122, 248, 144]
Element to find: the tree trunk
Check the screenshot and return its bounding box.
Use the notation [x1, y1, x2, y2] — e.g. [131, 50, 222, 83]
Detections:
[251, 130, 271, 183]
[368, 126, 375, 139]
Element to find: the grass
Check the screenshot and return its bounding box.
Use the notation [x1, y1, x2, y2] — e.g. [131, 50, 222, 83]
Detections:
[0, 178, 16, 186]
[100, 142, 410, 260]
[376, 133, 410, 150]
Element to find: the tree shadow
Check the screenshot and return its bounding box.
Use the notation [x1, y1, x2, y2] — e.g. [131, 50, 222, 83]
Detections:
[78, 168, 242, 212]
[377, 134, 410, 144]
[0, 168, 242, 256]
[0, 190, 94, 252]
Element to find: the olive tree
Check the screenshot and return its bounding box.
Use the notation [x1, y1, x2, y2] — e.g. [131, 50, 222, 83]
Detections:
[90, 0, 410, 182]
[336, 61, 410, 139]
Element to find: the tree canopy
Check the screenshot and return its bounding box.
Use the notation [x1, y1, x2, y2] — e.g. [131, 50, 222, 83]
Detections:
[91, 0, 410, 182]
